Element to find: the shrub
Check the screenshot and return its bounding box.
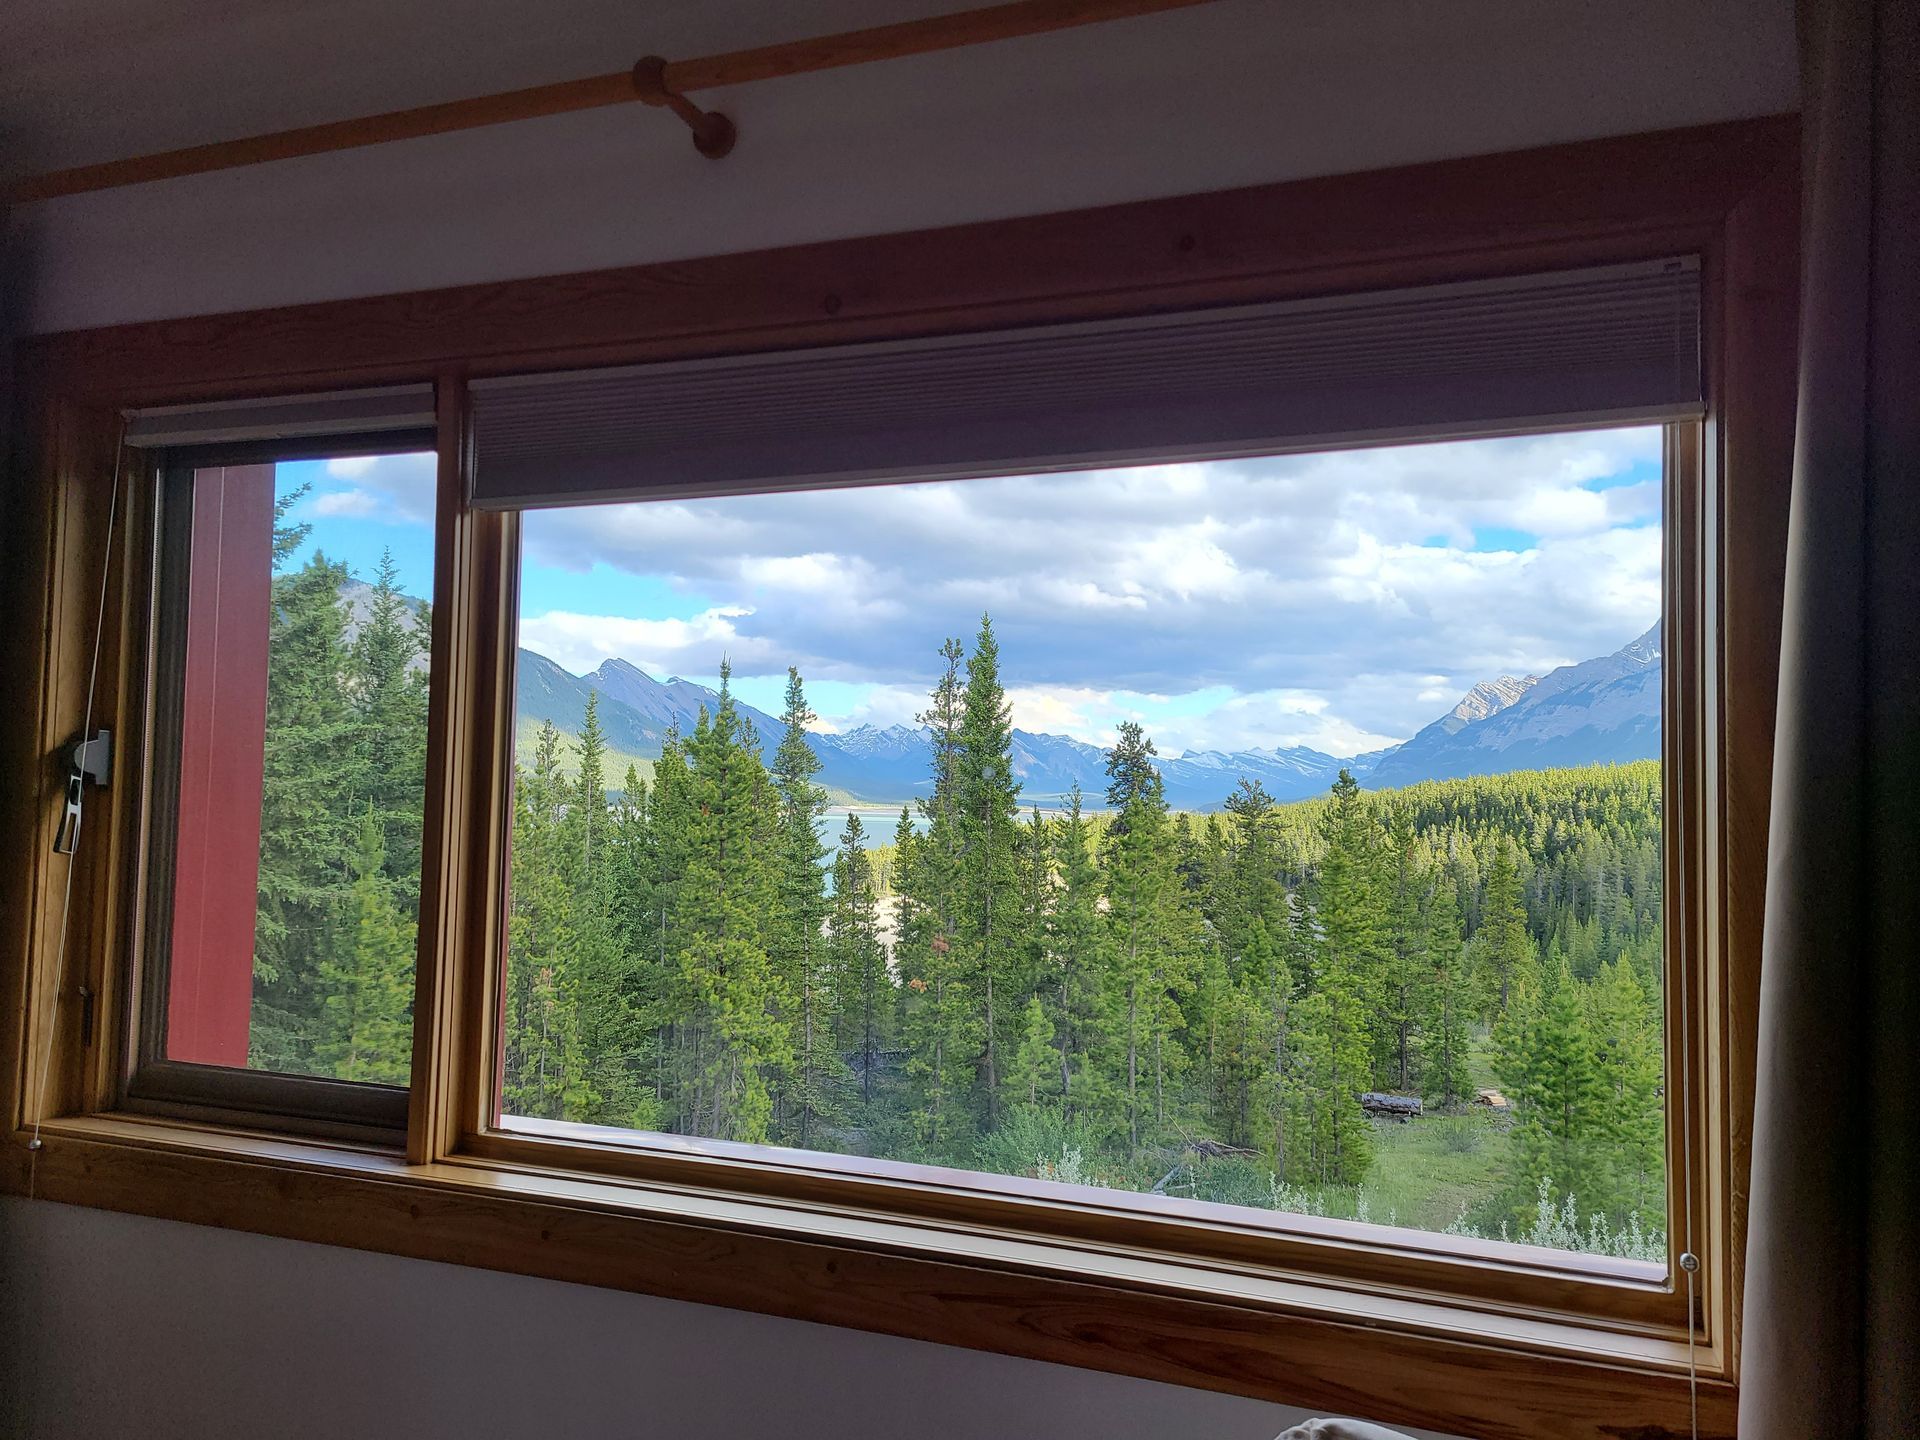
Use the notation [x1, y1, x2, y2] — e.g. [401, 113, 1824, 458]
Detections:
[1436, 1116, 1482, 1154]
[974, 1104, 1116, 1187]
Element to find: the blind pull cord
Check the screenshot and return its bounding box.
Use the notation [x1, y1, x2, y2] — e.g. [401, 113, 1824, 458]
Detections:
[27, 434, 124, 1199]
[1676, 827, 1701, 1440]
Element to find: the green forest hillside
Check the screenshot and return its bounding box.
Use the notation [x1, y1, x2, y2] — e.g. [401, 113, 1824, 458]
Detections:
[249, 526, 1666, 1261]
[501, 624, 1667, 1258]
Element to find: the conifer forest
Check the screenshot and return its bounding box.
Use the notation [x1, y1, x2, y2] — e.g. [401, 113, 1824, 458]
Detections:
[251, 517, 1669, 1260]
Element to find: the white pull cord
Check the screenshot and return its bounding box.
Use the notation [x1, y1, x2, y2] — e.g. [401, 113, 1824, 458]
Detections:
[1675, 865, 1700, 1440]
[27, 441, 123, 1196]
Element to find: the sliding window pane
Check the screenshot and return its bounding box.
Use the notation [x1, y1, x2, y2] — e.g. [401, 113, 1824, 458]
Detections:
[502, 429, 1667, 1261]
[162, 453, 435, 1082]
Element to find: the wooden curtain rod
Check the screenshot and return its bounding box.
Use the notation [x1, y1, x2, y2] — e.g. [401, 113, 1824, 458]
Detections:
[8, 0, 1220, 203]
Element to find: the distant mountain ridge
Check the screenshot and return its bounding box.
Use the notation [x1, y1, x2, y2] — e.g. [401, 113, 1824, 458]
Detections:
[513, 624, 1661, 809]
[1364, 624, 1660, 788]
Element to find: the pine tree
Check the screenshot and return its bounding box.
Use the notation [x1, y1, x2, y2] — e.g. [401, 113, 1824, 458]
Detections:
[1590, 957, 1664, 1219]
[1421, 883, 1475, 1108]
[901, 641, 979, 1155]
[1008, 996, 1062, 1109]
[828, 812, 889, 1110]
[503, 722, 581, 1117]
[1099, 723, 1191, 1152]
[557, 694, 646, 1124]
[956, 615, 1022, 1130]
[1476, 840, 1535, 1014]
[1201, 779, 1293, 1161]
[348, 547, 429, 905]
[675, 667, 790, 1142]
[1293, 770, 1381, 1186]
[769, 668, 838, 1146]
[253, 550, 358, 1072]
[1496, 956, 1607, 1217]
[1047, 785, 1103, 1122]
[621, 730, 697, 1126]
[316, 811, 415, 1084]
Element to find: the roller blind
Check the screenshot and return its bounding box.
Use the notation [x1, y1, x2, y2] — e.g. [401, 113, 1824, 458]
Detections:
[469, 257, 1701, 510]
[124, 384, 435, 449]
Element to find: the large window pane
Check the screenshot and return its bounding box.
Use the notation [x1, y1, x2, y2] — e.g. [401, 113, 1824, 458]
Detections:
[163, 452, 436, 1083]
[503, 429, 1667, 1261]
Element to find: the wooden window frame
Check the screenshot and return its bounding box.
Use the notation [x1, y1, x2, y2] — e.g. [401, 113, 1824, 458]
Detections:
[120, 437, 437, 1140]
[0, 115, 1799, 1440]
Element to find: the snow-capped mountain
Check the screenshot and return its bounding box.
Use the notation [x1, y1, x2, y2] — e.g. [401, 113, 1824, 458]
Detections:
[1443, 675, 1541, 730]
[513, 624, 1662, 809]
[1364, 625, 1660, 788]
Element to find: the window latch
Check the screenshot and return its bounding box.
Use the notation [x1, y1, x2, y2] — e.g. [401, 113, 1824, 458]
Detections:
[52, 729, 111, 855]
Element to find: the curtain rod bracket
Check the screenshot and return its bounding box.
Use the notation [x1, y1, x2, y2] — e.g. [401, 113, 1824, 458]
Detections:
[632, 56, 736, 159]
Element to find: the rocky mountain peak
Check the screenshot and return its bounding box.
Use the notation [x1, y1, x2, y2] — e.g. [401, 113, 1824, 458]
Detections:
[1449, 675, 1540, 727]
[1619, 622, 1662, 666]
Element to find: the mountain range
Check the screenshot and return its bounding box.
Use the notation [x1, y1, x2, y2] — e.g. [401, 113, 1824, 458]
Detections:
[512, 624, 1662, 811]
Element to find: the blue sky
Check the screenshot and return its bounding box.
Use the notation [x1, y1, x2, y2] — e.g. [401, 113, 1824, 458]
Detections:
[282, 428, 1663, 757]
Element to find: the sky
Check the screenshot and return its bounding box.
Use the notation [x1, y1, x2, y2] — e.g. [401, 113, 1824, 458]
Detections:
[278, 427, 1662, 758]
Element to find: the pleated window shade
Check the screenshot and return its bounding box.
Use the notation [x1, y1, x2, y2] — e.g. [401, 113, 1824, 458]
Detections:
[123, 385, 436, 449]
[466, 256, 1700, 510]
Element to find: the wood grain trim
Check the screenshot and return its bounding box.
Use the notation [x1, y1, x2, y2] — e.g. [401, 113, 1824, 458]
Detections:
[1707, 143, 1800, 1379]
[0, 398, 141, 1139]
[22, 117, 1797, 406]
[7, 0, 1219, 204]
[407, 374, 518, 1163]
[465, 1121, 1683, 1331]
[19, 1114, 1736, 1440]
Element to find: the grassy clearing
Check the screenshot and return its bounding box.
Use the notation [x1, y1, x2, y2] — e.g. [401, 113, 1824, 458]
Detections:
[1351, 1107, 1512, 1232]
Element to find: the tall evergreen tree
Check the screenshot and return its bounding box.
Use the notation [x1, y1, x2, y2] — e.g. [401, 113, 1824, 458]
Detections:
[348, 547, 429, 905]
[1008, 996, 1063, 1109]
[1589, 957, 1664, 1218]
[769, 668, 838, 1146]
[1099, 723, 1191, 1152]
[676, 667, 789, 1142]
[828, 812, 889, 1110]
[1378, 811, 1428, 1090]
[1496, 956, 1607, 1216]
[316, 811, 415, 1084]
[1047, 785, 1103, 1122]
[901, 641, 979, 1152]
[253, 550, 358, 1072]
[1293, 770, 1381, 1186]
[956, 615, 1022, 1129]
[1421, 883, 1475, 1108]
[503, 721, 581, 1117]
[1476, 840, 1535, 1014]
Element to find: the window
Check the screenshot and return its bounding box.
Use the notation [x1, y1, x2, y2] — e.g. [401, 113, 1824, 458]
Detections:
[128, 444, 436, 1128]
[11, 119, 1800, 1440]
[499, 427, 1671, 1265]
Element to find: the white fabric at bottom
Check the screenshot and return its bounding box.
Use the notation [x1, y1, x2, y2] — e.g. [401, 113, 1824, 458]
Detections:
[1274, 1419, 1420, 1440]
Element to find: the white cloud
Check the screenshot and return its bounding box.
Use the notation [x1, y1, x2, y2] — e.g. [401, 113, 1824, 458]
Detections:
[311, 488, 378, 517]
[514, 428, 1665, 748]
[518, 607, 757, 677]
[305, 451, 436, 524]
[1141, 688, 1403, 759]
[818, 684, 928, 733]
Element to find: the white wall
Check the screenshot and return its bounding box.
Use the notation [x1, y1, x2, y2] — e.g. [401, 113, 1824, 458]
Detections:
[0, 1197, 1465, 1440]
[10, 0, 1796, 333]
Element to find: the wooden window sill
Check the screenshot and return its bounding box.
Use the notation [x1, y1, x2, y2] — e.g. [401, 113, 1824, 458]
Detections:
[6, 1112, 1732, 1439]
